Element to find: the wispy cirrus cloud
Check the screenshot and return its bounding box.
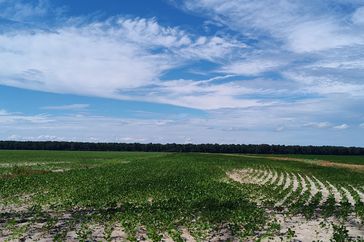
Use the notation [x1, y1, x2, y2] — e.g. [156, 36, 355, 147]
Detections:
[0, 16, 243, 107]
[1, 102, 362, 145]
[41, 104, 90, 111]
[333, 124, 350, 130]
[303, 122, 331, 129]
[1, 0, 364, 145]
[115, 17, 243, 61]
[173, 0, 364, 114]
[181, 0, 364, 53]
[119, 78, 267, 110]
[0, 0, 59, 22]
[0, 109, 53, 124]
[220, 59, 284, 76]
[2, 0, 364, 112]
[352, 7, 364, 25]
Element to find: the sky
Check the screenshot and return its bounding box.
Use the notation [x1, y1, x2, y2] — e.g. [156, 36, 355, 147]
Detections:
[0, 0, 364, 146]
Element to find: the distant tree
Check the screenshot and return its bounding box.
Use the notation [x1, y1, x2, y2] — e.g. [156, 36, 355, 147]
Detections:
[0, 141, 363, 155]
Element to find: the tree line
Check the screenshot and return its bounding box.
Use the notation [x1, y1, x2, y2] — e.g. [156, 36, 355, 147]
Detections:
[0, 141, 363, 155]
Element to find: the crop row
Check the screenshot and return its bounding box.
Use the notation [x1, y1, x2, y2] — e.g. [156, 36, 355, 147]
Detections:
[228, 168, 364, 220]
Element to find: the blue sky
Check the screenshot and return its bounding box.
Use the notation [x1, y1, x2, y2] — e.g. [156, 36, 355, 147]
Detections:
[1, 0, 364, 145]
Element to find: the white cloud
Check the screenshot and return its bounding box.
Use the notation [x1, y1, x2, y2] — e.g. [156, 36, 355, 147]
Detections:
[0, 109, 9, 115]
[120, 78, 272, 110]
[1, 101, 362, 145]
[2, 0, 362, 113]
[333, 124, 349, 130]
[352, 7, 364, 25]
[0, 17, 242, 105]
[41, 104, 90, 110]
[115, 18, 243, 60]
[303, 122, 331, 129]
[309, 59, 364, 70]
[179, 36, 244, 61]
[1, 0, 364, 146]
[0, 0, 50, 21]
[0, 22, 169, 97]
[220, 59, 283, 75]
[177, 0, 364, 111]
[182, 0, 364, 53]
[0, 110, 53, 124]
[286, 20, 362, 53]
[283, 72, 364, 97]
[115, 17, 192, 48]
[7, 134, 65, 141]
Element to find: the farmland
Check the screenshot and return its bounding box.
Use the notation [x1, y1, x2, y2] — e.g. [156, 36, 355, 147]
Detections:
[0, 151, 364, 241]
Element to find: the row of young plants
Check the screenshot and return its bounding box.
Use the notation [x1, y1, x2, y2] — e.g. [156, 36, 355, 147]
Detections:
[1, 151, 364, 241]
[1, 152, 272, 241]
[230, 165, 364, 222]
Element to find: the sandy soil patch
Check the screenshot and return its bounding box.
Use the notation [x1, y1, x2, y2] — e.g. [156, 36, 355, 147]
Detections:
[228, 168, 360, 207]
[275, 190, 293, 207]
[282, 172, 291, 190]
[342, 187, 356, 206]
[276, 171, 284, 186]
[326, 181, 343, 204]
[204, 224, 238, 242]
[291, 173, 299, 192]
[271, 214, 364, 241]
[305, 175, 318, 202]
[181, 228, 196, 242]
[312, 176, 330, 204]
[255, 169, 267, 184]
[261, 169, 274, 185]
[351, 186, 364, 203]
[298, 174, 307, 196]
[269, 170, 278, 185]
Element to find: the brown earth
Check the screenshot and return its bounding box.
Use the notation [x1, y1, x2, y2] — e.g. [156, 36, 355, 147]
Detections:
[224, 154, 364, 172]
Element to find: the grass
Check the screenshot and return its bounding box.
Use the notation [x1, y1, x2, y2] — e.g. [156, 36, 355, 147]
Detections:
[0, 150, 364, 241]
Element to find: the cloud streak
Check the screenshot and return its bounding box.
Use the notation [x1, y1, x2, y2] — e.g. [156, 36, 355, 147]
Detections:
[0, 16, 244, 108]
[0, 105, 362, 145]
[1, 0, 364, 145]
[182, 0, 364, 53]
[41, 104, 90, 110]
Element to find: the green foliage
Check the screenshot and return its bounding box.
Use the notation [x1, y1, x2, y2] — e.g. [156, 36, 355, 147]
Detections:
[0, 151, 364, 241]
[0, 152, 267, 240]
[331, 224, 351, 242]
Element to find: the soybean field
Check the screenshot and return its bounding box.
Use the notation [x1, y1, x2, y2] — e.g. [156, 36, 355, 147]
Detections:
[1, 150, 364, 241]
